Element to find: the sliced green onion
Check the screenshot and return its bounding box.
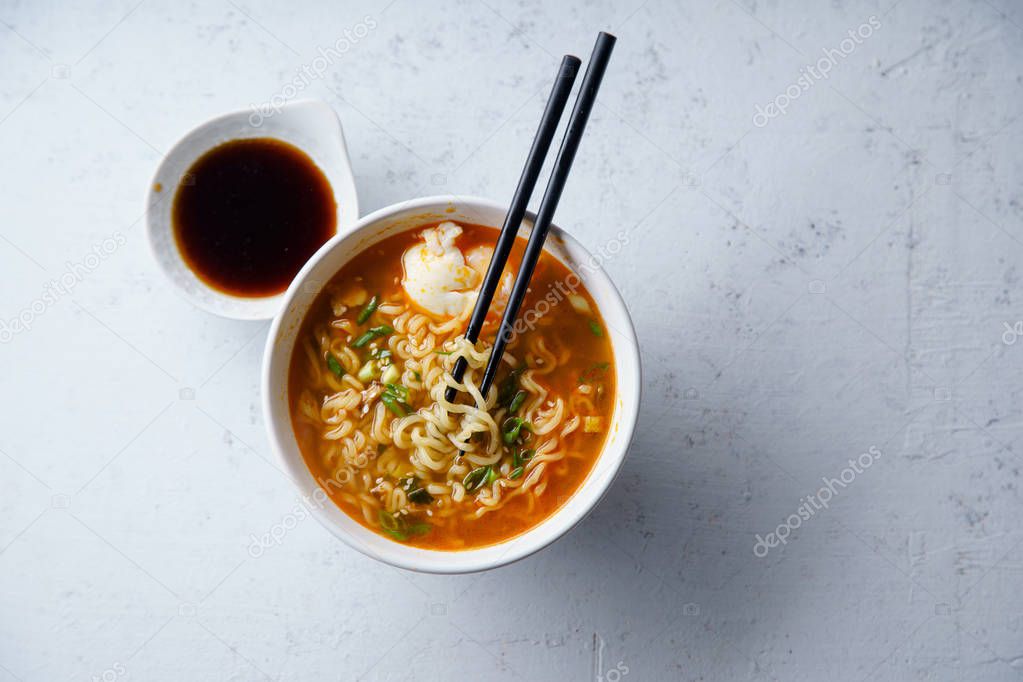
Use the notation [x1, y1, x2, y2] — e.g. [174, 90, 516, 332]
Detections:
[353, 325, 394, 348]
[357, 294, 379, 324]
[353, 331, 375, 348]
[497, 367, 524, 407]
[502, 417, 531, 444]
[568, 294, 592, 315]
[380, 393, 408, 417]
[384, 383, 409, 401]
[357, 359, 379, 383]
[486, 467, 498, 484]
[379, 508, 430, 541]
[579, 361, 610, 383]
[382, 383, 412, 415]
[512, 448, 535, 468]
[463, 466, 491, 492]
[509, 466, 524, 480]
[378, 510, 407, 541]
[406, 523, 432, 537]
[408, 487, 434, 505]
[502, 417, 522, 443]
[326, 353, 345, 378]
[379, 509, 401, 531]
[380, 364, 400, 385]
[508, 390, 526, 414]
[588, 320, 604, 337]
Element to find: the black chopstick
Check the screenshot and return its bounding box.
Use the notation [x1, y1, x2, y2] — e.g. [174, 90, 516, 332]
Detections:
[444, 54, 581, 403]
[478, 31, 616, 396]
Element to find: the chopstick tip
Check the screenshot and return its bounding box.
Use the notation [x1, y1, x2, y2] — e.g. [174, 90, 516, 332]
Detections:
[559, 54, 581, 77]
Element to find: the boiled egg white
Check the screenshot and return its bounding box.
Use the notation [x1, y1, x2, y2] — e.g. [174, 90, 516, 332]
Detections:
[401, 222, 481, 317]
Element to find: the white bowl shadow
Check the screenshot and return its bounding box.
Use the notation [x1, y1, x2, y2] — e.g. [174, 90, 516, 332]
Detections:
[262, 195, 642, 574]
[146, 99, 360, 320]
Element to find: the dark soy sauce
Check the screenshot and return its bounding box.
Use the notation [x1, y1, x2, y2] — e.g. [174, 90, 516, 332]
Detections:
[173, 138, 336, 297]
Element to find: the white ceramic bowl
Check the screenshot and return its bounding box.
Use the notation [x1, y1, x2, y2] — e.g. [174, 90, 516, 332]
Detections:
[262, 196, 641, 573]
[146, 99, 360, 320]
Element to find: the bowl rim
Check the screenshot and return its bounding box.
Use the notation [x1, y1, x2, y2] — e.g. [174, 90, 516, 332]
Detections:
[261, 194, 641, 573]
[145, 99, 359, 320]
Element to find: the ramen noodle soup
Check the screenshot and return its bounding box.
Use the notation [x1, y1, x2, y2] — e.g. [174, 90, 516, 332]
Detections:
[289, 221, 615, 549]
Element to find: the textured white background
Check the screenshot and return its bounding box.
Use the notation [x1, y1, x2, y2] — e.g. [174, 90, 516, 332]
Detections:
[1, 0, 1022, 680]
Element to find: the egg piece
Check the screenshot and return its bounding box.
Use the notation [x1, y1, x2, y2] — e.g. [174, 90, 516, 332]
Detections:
[401, 222, 481, 317]
[465, 245, 513, 323]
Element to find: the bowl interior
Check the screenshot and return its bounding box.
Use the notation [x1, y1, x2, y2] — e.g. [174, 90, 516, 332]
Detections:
[147, 99, 360, 320]
[263, 197, 641, 573]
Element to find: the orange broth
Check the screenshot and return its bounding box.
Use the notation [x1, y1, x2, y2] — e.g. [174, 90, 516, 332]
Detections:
[288, 223, 615, 549]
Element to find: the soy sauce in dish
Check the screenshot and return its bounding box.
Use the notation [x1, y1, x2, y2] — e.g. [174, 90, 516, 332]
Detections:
[172, 138, 336, 298]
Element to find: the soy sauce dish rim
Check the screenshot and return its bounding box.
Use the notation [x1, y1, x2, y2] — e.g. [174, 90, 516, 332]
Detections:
[261, 195, 642, 574]
[145, 100, 359, 320]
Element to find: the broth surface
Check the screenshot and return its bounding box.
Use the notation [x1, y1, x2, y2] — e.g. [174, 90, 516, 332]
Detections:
[289, 223, 615, 550]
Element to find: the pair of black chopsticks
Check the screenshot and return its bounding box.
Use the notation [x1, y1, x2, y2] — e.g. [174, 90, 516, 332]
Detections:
[446, 32, 616, 405]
